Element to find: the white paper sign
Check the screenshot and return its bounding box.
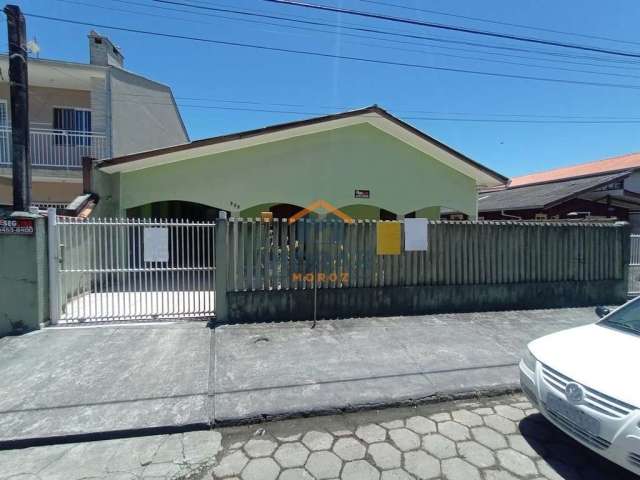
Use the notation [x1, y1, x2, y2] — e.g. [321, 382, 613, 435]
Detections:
[404, 218, 429, 251]
[144, 227, 169, 262]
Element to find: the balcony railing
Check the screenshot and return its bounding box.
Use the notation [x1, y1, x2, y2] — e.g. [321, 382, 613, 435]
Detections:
[0, 127, 109, 169]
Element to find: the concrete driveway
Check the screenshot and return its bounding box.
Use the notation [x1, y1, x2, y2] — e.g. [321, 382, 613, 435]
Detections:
[0, 308, 600, 446]
[0, 323, 213, 446]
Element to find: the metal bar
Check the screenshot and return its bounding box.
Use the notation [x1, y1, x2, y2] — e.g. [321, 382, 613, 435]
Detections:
[47, 209, 60, 324]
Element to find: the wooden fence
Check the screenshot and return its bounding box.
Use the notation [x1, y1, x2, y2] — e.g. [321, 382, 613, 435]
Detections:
[227, 218, 627, 292]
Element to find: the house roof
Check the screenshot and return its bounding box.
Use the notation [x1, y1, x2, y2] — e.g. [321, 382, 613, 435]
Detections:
[510, 152, 640, 187]
[97, 106, 507, 187]
[478, 171, 631, 212]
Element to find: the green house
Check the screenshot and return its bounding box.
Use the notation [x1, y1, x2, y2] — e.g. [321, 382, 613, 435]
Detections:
[92, 106, 506, 220]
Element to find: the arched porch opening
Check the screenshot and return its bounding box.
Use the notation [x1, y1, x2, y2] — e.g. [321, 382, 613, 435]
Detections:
[239, 203, 317, 220]
[126, 200, 228, 221]
[339, 204, 398, 220]
[270, 203, 314, 220]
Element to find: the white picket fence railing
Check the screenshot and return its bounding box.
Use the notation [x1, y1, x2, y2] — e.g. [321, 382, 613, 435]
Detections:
[0, 127, 109, 169]
[227, 218, 626, 293]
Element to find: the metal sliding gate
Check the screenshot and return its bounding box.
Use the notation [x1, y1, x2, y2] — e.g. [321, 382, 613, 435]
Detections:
[48, 211, 216, 324]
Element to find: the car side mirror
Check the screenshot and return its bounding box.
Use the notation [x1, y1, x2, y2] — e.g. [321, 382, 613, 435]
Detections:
[595, 306, 610, 318]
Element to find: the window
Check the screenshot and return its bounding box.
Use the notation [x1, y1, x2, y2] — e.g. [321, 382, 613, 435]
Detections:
[0, 100, 8, 126]
[53, 107, 91, 146]
[535, 213, 548, 220]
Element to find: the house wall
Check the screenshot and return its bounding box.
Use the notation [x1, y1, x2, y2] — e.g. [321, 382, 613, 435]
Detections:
[0, 176, 82, 206]
[107, 123, 478, 220]
[0, 84, 91, 129]
[109, 68, 188, 157]
[623, 171, 640, 193]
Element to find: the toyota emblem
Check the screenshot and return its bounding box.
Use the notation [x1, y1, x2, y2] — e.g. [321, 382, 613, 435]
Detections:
[565, 382, 585, 404]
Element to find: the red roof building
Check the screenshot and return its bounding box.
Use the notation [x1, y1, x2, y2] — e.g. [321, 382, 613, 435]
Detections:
[463, 153, 640, 230]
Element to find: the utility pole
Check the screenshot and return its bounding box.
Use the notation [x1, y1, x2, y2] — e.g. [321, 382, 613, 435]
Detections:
[4, 5, 30, 212]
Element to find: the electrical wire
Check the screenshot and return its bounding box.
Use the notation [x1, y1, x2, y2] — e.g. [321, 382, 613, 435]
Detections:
[54, 0, 640, 80]
[24, 13, 640, 92]
[358, 0, 640, 47]
[105, 98, 640, 124]
[125, 0, 640, 67]
[261, 0, 640, 59]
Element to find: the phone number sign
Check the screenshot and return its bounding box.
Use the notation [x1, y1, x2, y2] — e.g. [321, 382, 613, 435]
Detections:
[0, 218, 34, 235]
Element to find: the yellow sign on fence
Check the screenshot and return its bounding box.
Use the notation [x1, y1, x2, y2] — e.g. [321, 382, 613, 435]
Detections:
[376, 222, 401, 255]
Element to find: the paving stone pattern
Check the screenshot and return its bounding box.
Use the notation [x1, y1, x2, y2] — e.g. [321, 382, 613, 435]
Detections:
[1, 394, 637, 480]
[210, 394, 636, 480]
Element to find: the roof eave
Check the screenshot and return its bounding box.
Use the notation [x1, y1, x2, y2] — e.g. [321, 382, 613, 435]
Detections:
[480, 171, 633, 212]
[97, 106, 506, 186]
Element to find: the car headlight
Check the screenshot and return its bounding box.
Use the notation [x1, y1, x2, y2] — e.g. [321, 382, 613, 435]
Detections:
[522, 348, 537, 372]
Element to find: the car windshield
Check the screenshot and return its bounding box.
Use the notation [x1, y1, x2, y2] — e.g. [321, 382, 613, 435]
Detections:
[599, 300, 640, 336]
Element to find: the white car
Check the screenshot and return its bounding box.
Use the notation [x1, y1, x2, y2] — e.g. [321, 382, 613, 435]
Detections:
[520, 300, 640, 476]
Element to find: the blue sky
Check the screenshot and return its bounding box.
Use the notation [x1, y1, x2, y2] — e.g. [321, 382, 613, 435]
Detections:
[9, 0, 640, 178]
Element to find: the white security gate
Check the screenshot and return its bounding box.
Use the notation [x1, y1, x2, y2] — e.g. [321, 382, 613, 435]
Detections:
[48, 211, 216, 324]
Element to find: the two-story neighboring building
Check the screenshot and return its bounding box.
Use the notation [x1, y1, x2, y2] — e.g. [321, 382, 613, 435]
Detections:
[0, 30, 188, 210]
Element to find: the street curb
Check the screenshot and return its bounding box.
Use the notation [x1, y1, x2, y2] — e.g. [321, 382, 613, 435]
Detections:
[0, 384, 522, 450]
[0, 422, 210, 451]
[211, 383, 522, 427]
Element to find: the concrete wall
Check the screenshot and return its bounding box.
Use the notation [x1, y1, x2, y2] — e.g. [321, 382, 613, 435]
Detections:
[0, 216, 48, 336]
[113, 123, 479, 219]
[90, 76, 109, 148]
[109, 68, 188, 157]
[91, 169, 120, 218]
[227, 279, 627, 323]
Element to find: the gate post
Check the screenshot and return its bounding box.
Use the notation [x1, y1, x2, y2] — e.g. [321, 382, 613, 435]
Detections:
[47, 208, 60, 325]
[215, 211, 229, 322]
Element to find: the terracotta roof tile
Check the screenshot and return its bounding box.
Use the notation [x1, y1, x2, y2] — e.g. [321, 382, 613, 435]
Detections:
[510, 152, 640, 187]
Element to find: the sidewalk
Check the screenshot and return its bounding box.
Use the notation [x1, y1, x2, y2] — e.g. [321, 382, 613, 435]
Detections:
[212, 308, 597, 423]
[0, 307, 599, 447]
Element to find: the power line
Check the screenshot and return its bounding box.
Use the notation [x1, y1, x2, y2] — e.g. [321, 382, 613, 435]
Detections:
[112, 99, 640, 123]
[142, 0, 640, 67]
[149, 0, 640, 68]
[109, 91, 640, 120]
[358, 0, 640, 47]
[36, 68, 640, 121]
[24, 13, 640, 92]
[262, 0, 640, 59]
[57, 0, 640, 80]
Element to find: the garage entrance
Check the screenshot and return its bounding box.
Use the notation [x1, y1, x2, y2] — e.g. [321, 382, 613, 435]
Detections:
[48, 212, 216, 324]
